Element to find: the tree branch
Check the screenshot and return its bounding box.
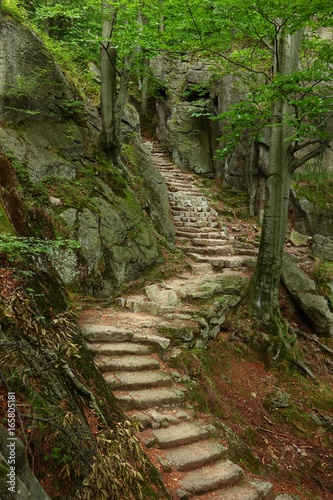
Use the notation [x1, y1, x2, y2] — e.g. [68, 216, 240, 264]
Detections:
[290, 139, 330, 171]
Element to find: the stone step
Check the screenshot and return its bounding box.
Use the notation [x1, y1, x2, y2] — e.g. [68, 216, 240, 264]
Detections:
[132, 332, 171, 351]
[151, 422, 215, 449]
[192, 237, 230, 246]
[174, 221, 218, 229]
[172, 206, 213, 213]
[129, 408, 192, 429]
[104, 370, 172, 390]
[179, 459, 243, 495]
[95, 354, 160, 372]
[176, 230, 225, 238]
[168, 188, 202, 195]
[114, 387, 184, 410]
[188, 254, 248, 269]
[83, 325, 133, 343]
[164, 440, 228, 471]
[196, 479, 274, 499]
[166, 180, 199, 188]
[87, 341, 151, 356]
[236, 247, 259, 256]
[172, 213, 217, 220]
[180, 245, 234, 256]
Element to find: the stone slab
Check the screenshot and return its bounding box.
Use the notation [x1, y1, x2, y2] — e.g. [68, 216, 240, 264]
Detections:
[83, 324, 133, 342]
[88, 342, 151, 356]
[152, 422, 214, 449]
[104, 370, 172, 390]
[95, 355, 160, 372]
[180, 459, 243, 495]
[114, 387, 184, 410]
[164, 440, 227, 471]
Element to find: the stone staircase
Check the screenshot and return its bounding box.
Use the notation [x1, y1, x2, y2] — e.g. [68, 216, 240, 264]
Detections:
[83, 323, 278, 499]
[145, 140, 258, 271]
[79, 142, 296, 499]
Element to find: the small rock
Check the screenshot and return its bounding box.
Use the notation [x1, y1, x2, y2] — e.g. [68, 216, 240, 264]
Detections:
[143, 436, 157, 448]
[288, 229, 309, 247]
[158, 457, 173, 472]
[49, 195, 62, 206]
[177, 489, 189, 500]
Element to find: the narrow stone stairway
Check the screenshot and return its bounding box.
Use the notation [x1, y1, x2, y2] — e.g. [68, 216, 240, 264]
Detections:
[79, 142, 294, 499]
[145, 140, 258, 272]
[83, 323, 276, 499]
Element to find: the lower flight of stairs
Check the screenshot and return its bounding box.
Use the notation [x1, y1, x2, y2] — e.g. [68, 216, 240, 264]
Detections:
[83, 323, 280, 499]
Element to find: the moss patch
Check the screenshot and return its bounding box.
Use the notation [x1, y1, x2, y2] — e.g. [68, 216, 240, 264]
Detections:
[0, 204, 14, 234]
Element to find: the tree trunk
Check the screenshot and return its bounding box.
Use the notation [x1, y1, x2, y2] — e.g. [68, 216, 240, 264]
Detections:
[251, 29, 304, 327]
[100, 1, 120, 163]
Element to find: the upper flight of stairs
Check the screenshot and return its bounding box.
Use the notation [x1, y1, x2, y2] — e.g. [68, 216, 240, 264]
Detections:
[145, 140, 258, 272]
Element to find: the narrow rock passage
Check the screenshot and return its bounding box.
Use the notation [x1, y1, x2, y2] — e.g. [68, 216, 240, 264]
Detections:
[79, 142, 292, 499]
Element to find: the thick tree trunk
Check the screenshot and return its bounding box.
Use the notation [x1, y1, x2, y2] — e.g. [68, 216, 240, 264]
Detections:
[251, 30, 304, 326]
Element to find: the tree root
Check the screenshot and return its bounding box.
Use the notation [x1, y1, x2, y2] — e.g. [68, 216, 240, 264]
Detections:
[289, 359, 316, 380]
[296, 329, 333, 356]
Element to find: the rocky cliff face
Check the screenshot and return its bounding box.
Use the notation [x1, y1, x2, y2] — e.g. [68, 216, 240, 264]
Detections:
[151, 55, 333, 238]
[0, 16, 174, 296]
[150, 56, 268, 217]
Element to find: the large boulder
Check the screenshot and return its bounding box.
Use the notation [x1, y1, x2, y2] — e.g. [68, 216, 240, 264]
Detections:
[282, 253, 333, 337]
[290, 188, 333, 238]
[0, 17, 174, 295]
[58, 178, 159, 294]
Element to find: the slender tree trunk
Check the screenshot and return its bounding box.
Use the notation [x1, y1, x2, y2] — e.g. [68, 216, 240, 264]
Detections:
[100, 1, 120, 163]
[251, 29, 304, 327]
[100, 1, 139, 165]
[140, 53, 150, 116]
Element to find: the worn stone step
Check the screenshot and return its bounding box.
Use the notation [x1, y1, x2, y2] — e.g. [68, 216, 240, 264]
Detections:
[87, 341, 151, 356]
[171, 206, 213, 213]
[83, 325, 133, 343]
[175, 228, 205, 236]
[129, 408, 192, 429]
[104, 370, 172, 390]
[192, 237, 230, 246]
[180, 245, 234, 256]
[164, 440, 227, 471]
[173, 214, 216, 221]
[95, 354, 160, 372]
[132, 332, 170, 351]
[188, 254, 248, 269]
[175, 222, 217, 230]
[180, 459, 243, 495]
[152, 422, 215, 449]
[176, 230, 224, 238]
[114, 387, 184, 410]
[196, 479, 274, 499]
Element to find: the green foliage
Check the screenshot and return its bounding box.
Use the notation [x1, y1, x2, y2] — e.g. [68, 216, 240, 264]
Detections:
[58, 98, 85, 120]
[44, 447, 72, 465]
[2, 0, 26, 19]
[312, 261, 333, 307]
[293, 160, 333, 208]
[0, 234, 80, 263]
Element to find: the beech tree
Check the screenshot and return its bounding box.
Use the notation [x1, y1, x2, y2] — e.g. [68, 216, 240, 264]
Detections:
[100, 0, 161, 164]
[162, 0, 333, 337]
